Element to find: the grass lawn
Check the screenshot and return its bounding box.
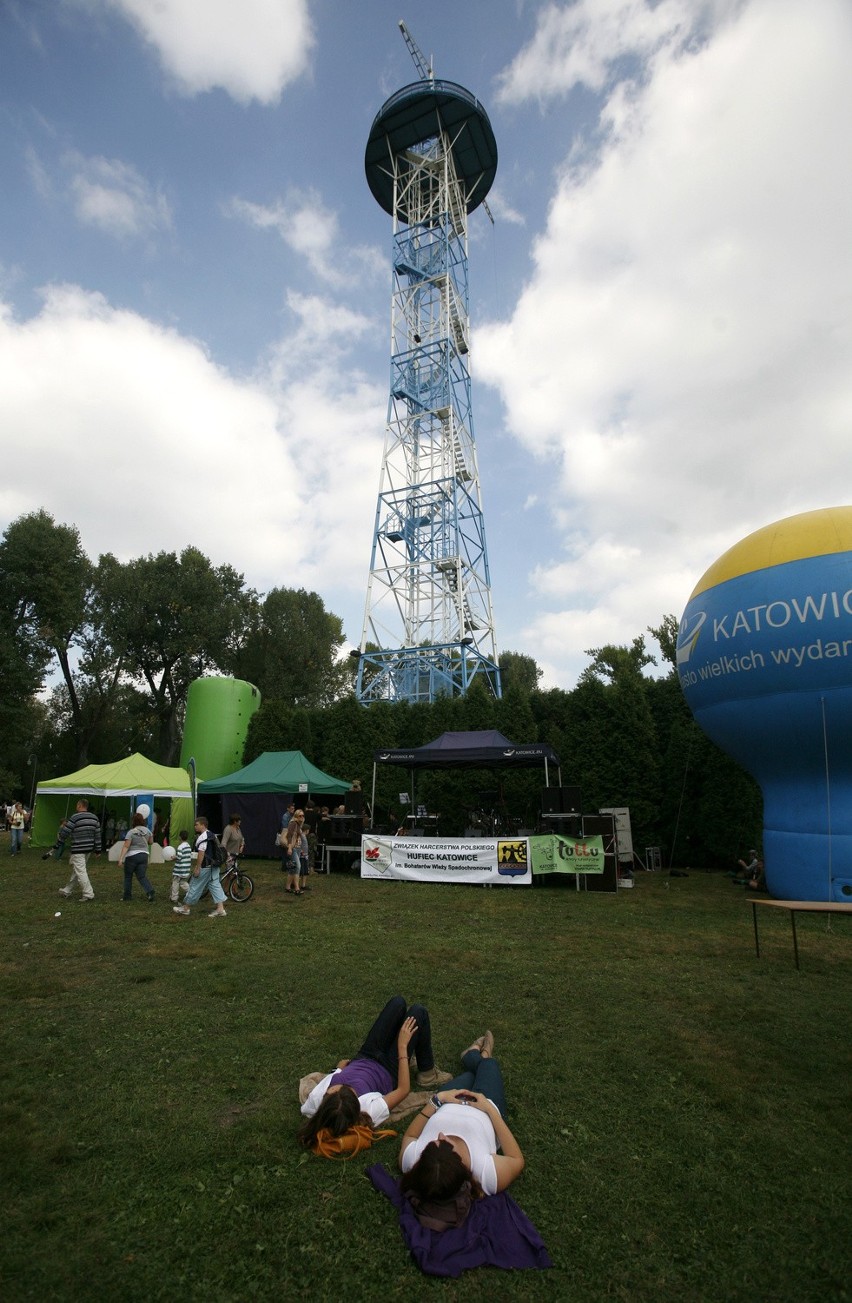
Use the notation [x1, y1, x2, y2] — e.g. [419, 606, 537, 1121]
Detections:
[1, 845, 850, 1302]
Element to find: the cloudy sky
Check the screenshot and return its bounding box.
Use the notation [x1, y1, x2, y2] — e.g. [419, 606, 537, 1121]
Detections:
[2, 0, 850, 688]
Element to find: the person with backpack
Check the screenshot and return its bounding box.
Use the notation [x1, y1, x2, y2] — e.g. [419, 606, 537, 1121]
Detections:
[172, 815, 227, 919]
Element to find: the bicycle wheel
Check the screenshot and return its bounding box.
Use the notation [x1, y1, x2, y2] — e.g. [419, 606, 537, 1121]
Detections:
[228, 871, 254, 902]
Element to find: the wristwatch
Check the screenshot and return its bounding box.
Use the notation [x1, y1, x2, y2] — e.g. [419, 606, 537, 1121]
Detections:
[430, 1094, 443, 1110]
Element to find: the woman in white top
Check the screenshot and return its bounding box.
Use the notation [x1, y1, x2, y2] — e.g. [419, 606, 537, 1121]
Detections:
[298, 996, 449, 1153]
[399, 1032, 525, 1230]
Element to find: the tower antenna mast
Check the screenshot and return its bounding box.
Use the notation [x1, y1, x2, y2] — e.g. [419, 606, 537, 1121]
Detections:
[398, 20, 433, 81]
[355, 28, 501, 704]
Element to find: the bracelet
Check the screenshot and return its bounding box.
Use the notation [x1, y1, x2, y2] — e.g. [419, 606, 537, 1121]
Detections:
[430, 1094, 442, 1110]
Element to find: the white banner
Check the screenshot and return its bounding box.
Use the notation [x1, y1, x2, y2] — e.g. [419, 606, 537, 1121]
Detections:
[360, 836, 531, 885]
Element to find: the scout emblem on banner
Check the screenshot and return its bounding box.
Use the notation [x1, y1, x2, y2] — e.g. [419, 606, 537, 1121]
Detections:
[497, 840, 528, 876]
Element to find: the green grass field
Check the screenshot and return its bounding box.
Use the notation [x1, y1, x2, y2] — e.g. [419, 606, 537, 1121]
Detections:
[1, 846, 850, 1302]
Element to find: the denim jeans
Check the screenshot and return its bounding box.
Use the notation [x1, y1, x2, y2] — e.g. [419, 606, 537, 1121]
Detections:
[123, 853, 154, 899]
[356, 995, 436, 1083]
[185, 864, 226, 906]
[441, 1050, 507, 1116]
[10, 827, 23, 854]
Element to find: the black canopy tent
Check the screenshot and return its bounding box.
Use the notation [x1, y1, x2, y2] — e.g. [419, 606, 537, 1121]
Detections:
[371, 729, 561, 827]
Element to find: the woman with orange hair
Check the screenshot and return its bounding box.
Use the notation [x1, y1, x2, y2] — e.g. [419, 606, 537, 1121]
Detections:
[298, 996, 449, 1154]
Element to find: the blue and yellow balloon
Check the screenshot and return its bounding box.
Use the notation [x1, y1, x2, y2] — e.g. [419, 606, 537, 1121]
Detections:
[678, 506, 852, 901]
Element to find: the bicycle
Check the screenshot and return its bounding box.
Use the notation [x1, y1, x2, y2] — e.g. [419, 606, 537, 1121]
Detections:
[221, 854, 254, 903]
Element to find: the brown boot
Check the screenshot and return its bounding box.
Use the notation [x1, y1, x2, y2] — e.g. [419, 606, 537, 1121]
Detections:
[462, 1031, 494, 1059]
[417, 1066, 452, 1087]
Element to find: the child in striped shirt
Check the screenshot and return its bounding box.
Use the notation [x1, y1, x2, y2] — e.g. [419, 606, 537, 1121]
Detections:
[170, 831, 193, 903]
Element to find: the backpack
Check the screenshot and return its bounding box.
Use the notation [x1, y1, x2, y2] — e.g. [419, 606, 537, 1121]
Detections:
[204, 830, 226, 867]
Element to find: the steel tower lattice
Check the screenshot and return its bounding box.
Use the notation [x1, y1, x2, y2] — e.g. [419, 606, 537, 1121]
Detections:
[355, 36, 501, 705]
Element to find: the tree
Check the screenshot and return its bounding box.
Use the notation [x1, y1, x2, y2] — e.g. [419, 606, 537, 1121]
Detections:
[229, 588, 349, 706]
[565, 639, 662, 843]
[102, 547, 257, 764]
[460, 679, 496, 732]
[580, 636, 656, 686]
[0, 510, 95, 762]
[498, 650, 542, 696]
[648, 614, 679, 669]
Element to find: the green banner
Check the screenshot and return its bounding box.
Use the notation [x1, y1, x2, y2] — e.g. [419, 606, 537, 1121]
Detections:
[530, 834, 605, 875]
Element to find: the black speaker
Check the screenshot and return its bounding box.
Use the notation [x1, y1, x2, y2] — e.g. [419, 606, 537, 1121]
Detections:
[541, 788, 562, 814]
[344, 791, 363, 817]
[560, 786, 582, 815]
[580, 814, 618, 892]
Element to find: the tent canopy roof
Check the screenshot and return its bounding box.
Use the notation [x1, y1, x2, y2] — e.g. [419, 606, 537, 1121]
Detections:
[374, 730, 560, 770]
[36, 752, 191, 798]
[197, 751, 349, 795]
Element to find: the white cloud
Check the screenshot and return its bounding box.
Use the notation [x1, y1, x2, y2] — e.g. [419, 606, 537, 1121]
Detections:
[0, 284, 383, 628]
[64, 153, 172, 241]
[258, 291, 386, 595]
[104, 0, 313, 103]
[481, 0, 852, 684]
[0, 286, 295, 572]
[496, 0, 714, 103]
[229, 190, 341, 285]
[228, 190, 383, 287]
[486, 190, 526, 226]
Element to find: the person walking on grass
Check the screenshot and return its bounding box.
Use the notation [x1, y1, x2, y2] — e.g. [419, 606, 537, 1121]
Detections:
[117, 812, 155, 901]
[57, 799, 101, 902]
[170, 829, 193, 903]
[173, 816, 227, 919]
[9, 801, 26, 855]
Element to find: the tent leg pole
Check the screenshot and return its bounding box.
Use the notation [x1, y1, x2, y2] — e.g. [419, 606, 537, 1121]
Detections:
[371, 763, 377, 830]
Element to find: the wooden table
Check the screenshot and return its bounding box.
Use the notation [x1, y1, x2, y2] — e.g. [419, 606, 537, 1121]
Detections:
[750, 898, 852, 969]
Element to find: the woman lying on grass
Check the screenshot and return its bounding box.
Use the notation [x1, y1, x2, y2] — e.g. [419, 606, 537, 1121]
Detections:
[298, 996, 450, 1155]
[398, 1032, 525, 1229]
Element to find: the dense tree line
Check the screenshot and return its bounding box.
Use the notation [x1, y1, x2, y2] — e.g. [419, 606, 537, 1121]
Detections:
[0, 510, 348, 785]
[1, 512, 761, 867]
[243, 625, 762, 868]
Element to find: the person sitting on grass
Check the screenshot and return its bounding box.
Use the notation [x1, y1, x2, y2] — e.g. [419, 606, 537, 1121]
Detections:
[398, 1031, 525, 1230]
[732, 850, 759, 884]
[298, 996, 450, 1155]
[746, 858, 766, 891]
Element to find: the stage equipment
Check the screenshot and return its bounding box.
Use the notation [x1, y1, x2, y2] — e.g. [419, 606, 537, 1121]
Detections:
[540, 786, 582, 816]
[344, 790, 363, 818]
[580, 814, 619, 893]
[599, 806, 635, 869]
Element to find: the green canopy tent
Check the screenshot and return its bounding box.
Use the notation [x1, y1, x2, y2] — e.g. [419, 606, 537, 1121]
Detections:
[197, 751, 349, 856]
[32, 753, 193, 851]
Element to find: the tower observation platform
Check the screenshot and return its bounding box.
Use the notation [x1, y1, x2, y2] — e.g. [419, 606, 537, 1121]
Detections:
[355, 69, 502, 705]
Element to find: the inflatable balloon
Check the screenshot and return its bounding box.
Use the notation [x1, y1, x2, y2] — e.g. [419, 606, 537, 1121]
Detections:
[136, 803, 151, 819]
[678, 507, 852, 902]
[161, 845, 177, 862]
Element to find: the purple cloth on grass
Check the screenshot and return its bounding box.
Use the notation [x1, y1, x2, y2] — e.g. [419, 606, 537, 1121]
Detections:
[366, 1163, 552, 1278]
